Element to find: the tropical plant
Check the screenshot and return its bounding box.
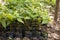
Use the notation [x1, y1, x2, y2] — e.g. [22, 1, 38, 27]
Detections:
[0, 0, 51, 28]
[40, 0, 56, 6]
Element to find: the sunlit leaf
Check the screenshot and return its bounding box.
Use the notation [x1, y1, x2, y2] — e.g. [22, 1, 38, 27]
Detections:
[0, 20, 6, 28]
[17, 18, 24, 24]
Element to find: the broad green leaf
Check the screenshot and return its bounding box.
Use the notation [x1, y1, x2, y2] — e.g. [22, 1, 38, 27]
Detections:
[0, 20, 6, 28]
[6, 13, 13, 20]
[6, 21, 11, 26]
[24, 17, 31, 19]
[17, 18, 24, 24]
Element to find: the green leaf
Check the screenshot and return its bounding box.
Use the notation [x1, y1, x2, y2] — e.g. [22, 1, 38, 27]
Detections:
[24, 17, 31, 19]
[6, 13, 13, 20]
[0, 20, 6, 28]
[6, 21, 11, 26]
[38, 18, 42, 23]
[17, 18, 24, 23]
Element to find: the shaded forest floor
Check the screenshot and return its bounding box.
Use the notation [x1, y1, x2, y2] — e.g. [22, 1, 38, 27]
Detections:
[47, 9, 60, 40]
[47, 21, 60, 40]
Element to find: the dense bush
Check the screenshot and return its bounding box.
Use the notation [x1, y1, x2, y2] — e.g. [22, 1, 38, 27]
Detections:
[40, 0, 56, 6]
[0, 0, 51, 28]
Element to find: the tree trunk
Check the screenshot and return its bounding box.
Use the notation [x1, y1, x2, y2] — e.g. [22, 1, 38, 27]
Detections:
[54, 0, 59, 21]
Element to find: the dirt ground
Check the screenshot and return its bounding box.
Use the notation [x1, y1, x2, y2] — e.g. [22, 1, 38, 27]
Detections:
[47, 21, 60, 40]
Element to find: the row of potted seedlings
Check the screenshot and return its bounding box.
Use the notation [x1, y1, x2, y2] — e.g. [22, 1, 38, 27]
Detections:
[0, 20, 48, 40]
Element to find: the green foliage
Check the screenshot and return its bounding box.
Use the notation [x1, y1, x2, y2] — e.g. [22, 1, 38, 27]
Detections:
[41, 0, 56, 6]
[0, 0, 51, 28]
